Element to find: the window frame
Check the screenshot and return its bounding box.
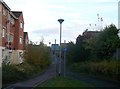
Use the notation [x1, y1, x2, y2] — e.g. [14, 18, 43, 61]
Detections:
[3, 7, 6, 16]
[19, 37, 23, 44]
[2, 28, 6, 37]
[20, 22, 23, 29]
[9, 34, 13, 42]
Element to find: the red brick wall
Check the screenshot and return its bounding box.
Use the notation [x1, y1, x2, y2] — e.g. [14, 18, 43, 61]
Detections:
[10, 20, 15, 50]
[2, 3, 25, 50]
[14, 20, 19, 50]
[2, 4, 9, 48]
[23, 33, 29, 50]
[14, 13, 24, 50]
[18, 14, 24, 50]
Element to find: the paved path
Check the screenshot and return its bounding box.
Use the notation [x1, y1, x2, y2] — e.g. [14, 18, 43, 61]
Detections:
[5, 55, 57, 89]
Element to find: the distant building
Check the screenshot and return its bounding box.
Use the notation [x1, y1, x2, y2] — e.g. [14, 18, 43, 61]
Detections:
[83, 30, 100, 39]
[23, 32, 29, 50]
[82, 30, 100, 49]
[118, 1, 120, 29]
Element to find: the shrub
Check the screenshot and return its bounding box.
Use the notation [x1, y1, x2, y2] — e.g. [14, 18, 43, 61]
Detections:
[3, 42, 52, 88]
[2, 62, 45, 88]
[24, 44, 51, 69]
[70, 60, 120, 81]
[2, 64, 28, 85]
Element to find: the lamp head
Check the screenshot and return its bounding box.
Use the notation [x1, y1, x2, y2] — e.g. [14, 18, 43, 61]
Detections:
[58, 19, 64, 24]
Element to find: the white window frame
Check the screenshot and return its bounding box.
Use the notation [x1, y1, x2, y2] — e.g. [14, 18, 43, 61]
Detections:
[2, 28, 6, 37]
[0, 4, 2, 15]
[18, 52, 23, 64]
[11, 17, 14, 24]
[2, 49, 4, 59]
[19, 37, 23, 44]
[3, 7, 6, 16]
[12, 19, 15, 24]
[20, 22, 23, 28]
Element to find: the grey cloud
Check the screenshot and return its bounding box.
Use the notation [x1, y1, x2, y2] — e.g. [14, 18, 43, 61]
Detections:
[32, 28, 59, 36]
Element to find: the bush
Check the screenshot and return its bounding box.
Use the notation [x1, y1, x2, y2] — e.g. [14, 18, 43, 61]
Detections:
[2, 62, 45, 88]
[69, 60, 120, 81]
[2, 64, 28, 85]
[24, 44, 51, 69]
[3, 42, 52, 88]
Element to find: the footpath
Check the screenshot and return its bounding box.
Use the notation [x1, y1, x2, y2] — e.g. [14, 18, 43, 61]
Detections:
[5, 55, 57, 89]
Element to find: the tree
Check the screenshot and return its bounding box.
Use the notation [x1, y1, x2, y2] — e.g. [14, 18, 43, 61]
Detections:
[24, 41, 51, 68]
[66, 42, 76, 63]
[75, 35, 89, 61]
[94, 24, 120, 59]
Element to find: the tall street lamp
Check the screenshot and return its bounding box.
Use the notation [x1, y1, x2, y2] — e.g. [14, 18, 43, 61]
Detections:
[58, 19, 64, 76]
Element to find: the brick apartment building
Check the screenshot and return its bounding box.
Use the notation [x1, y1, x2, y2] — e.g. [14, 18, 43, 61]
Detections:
[23, 32, 29, 50]
[0, 0, 29, 65]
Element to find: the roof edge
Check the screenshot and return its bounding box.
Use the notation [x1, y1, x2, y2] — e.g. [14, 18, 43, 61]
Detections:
[1, 0, 11, 11]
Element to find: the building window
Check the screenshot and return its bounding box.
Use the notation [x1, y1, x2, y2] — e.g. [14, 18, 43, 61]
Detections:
[20, 37, 23, 44]
[8, 14, 11, 21]
[9, 34, 13, 42]
[3, 7, 6, 16]
[11, 17, 14, 24]
[0, 4, 2, 15]
[19, 52, 23, 64]
[2, 28, 6, 37]
[2, 49, 4, 59]
[26, 40, 29, 45]
[20, 22, 23, 28]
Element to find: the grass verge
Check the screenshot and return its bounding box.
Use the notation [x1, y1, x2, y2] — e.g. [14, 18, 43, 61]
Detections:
[34, 76, 95, 88]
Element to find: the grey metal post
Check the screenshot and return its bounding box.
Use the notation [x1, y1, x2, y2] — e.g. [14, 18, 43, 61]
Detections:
[58, 19, 64, 76]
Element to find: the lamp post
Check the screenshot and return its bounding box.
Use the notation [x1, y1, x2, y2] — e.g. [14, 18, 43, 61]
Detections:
[58, 19, 64, 76]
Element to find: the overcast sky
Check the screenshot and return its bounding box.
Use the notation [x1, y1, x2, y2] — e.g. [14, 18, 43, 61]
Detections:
[4, 0, 119, 45]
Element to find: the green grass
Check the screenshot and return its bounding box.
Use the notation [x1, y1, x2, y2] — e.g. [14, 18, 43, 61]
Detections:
[35, 76, 95, 88]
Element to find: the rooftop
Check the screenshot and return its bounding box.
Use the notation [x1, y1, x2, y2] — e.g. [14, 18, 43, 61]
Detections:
[12, 11, 22, 18]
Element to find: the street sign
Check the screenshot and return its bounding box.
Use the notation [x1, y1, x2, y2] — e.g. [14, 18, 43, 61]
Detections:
[64, 48, 67, 52]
